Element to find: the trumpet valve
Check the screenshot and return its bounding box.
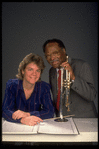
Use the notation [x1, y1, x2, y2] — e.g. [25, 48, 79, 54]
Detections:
[63, 80, 71, 89]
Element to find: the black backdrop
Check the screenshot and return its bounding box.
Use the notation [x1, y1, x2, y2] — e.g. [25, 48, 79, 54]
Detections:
[2, 2, 98, 111]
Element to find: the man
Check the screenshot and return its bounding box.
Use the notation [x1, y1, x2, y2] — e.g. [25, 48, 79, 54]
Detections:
[43, 38, 97, 118]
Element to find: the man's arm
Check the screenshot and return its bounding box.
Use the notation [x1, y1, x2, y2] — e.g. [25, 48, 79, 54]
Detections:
[71, 62, 97, 101]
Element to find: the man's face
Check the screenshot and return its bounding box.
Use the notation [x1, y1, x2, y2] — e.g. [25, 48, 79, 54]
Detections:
[45, 42, 66, 68]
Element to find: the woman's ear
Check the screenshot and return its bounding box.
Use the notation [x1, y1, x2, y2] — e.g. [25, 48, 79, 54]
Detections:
[22, 70, 24, 75]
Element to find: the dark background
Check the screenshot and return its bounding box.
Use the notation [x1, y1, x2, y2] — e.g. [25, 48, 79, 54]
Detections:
[2, 2, 98, 112]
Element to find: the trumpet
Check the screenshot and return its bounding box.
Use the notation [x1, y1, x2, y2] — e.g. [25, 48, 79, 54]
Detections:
[55, 56, 71, 122]
[63, 56, 71, 111]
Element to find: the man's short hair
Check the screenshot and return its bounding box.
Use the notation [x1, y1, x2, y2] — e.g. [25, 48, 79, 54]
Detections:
[43, 38, 66, 53]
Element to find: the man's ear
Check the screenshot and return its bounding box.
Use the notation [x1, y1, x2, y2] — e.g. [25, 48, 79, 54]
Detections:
[62, 48, 66, 54]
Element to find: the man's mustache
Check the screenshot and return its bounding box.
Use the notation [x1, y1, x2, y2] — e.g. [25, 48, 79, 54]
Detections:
[50, 59, 59, 63]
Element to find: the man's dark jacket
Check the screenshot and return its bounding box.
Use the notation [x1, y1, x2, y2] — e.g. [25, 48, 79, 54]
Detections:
[49, 57, 97, 118]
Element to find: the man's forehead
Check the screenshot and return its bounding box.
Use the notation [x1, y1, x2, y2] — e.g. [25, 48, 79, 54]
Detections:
[45, 42, 63, 54]
[46, 42, 58, 47]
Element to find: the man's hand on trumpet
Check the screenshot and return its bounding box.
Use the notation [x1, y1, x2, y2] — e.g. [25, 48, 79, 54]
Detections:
[60, 61, 75, 81]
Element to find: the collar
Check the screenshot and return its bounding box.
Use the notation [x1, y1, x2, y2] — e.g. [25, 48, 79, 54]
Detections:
[56, 67, 62, 73]
[56, 68, 59, 73]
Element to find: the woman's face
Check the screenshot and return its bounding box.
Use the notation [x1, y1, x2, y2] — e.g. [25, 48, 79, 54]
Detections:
[22, 62, 41, 85]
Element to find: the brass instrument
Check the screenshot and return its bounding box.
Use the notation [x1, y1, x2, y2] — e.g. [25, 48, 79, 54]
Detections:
[55, 56, 71, 122]
[64, 56, 71, 112]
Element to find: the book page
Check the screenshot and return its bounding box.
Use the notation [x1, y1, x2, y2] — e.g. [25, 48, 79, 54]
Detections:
[2, 118, 79, 135]
[2, 120, 38, 134]
[38, 118, 79, 135]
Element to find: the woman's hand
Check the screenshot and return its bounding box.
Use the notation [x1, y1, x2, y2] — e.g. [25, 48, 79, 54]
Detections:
[20, 116, 43, 126]
[12, 110, 30, 120]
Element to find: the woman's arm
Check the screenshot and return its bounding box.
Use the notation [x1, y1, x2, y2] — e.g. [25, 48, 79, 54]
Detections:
[2, 80, 21, 123]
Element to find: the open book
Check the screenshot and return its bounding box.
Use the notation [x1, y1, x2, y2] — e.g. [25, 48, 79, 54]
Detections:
[2, 117, 79, 135]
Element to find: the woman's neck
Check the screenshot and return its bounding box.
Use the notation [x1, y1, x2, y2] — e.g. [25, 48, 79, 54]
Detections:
[22, 80, 35, 91]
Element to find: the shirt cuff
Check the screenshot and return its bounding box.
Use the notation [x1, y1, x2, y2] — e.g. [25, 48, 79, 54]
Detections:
[30, 111, 40, 118]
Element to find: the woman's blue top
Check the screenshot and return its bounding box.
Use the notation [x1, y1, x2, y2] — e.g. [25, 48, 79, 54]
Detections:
[2, 79, 54, 123]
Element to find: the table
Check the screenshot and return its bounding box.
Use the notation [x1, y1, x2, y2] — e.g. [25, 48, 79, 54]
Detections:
[2, 118, 98, 142]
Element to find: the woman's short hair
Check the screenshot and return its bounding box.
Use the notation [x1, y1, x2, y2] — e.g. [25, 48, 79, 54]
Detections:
[16, 53, 45, 80]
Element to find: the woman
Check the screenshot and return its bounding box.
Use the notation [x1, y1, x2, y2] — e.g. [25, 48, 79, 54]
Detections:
[2, 53, 54, 126]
